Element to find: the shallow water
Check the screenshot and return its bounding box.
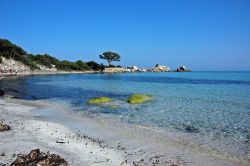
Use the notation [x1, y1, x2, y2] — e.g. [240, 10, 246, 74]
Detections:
[1, 71, 250, 158]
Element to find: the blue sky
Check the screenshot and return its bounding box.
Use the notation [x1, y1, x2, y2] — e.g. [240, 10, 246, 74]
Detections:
[1, 0, 250, 70]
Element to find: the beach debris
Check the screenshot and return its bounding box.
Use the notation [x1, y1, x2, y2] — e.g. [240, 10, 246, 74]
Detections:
[56, 139, 66, 144]
[127, 94, 153, 104]
[0, 122, 10, 132]
[10, 149, 68, 166]
[87, 97, 112, 104]
[117, 142, 126, 150]
[92, 159, 109, 164]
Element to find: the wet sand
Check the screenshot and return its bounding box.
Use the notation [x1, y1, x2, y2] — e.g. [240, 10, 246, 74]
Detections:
[0, 97, 248, 166]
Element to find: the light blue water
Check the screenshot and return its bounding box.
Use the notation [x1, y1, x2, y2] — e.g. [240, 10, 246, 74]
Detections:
[1, 72, 250, 157]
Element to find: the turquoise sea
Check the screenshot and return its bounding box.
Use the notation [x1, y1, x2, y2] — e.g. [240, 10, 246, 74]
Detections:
[1, 71, 250, 158]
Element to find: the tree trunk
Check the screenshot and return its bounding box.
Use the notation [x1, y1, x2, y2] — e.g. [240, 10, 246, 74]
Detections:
[108, 60, 111, 66]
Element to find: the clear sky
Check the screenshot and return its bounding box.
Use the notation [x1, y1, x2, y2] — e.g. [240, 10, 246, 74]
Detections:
[1, 0, 250, 70]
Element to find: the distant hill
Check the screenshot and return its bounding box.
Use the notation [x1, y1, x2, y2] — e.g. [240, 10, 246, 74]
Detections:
[0, 38, 101, 72]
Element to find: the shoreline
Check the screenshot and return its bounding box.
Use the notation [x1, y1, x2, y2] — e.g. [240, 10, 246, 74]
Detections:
[0, 97, 248, 166]
[0, 68, 192, 79]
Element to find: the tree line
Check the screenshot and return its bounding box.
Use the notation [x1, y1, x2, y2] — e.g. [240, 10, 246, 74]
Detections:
[0, 39, 121, 71]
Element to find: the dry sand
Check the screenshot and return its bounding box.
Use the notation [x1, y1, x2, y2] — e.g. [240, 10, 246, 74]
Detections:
[0, 97, 248, 166]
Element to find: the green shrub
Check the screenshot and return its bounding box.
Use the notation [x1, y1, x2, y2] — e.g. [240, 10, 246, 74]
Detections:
[86, 61, 101, 70]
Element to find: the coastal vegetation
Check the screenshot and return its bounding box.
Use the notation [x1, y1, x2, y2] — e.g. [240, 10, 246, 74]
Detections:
[0, 38, 98, 71]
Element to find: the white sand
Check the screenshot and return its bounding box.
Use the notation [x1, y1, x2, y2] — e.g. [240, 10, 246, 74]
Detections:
[0, 97, 248, 166]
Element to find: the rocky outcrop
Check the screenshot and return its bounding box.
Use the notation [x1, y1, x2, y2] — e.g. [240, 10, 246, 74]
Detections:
[177, 65, 186, 72]
[11, 149, 68, 166]
[102, 67, 128, 73]
[101, 65, 191, 73]
[0, 57, 31, 73]
[176, 66, 192, 72]
[0, 56, 57, 74]
[138, 68, 147, 72]
[36, 64, 57, 72]
[127, 66, 139, 72]
[150, 64, 171, 72]
[88, 97, 112, 104]
[131, 66, 139, 70]
[127, 94, 153, 104]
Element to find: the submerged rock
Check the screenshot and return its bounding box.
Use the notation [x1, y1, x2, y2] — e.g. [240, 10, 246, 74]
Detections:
[11, 149, 68, 166]
[127, 94, 153, 104]
[109, 105, 120, 109]
[88, 97, 112, 104]
[183, 124, 199, 133]
[0, 89, 4, 96]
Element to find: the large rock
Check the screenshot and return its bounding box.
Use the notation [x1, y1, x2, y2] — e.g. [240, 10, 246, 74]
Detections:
[88, 97, 112, 104]
[124, 68, 131, 72]
[131, 66, 139, 70]
[176, 66, 192, 72]
[152, 64, 170, 72]
[127, 66, 139, 72]
[177, 65, 186, 72]
[127, 94, 153, 104]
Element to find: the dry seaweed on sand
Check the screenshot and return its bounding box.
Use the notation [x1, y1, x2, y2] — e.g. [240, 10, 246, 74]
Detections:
[10, 149, 68, 166]
[0, 122, 10, 132]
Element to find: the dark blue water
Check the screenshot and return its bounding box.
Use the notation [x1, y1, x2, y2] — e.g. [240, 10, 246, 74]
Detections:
[1, 71, 250, 157]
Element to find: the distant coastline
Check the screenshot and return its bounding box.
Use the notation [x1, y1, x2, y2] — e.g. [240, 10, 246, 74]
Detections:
[0, 38, 191, 77]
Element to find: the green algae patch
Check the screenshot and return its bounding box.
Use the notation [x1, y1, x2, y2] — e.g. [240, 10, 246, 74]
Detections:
[88, 97, 112, 104]
[127, 94, 153, 104]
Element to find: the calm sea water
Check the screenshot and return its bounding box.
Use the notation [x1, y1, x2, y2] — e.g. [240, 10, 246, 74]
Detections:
[1, 71, 250, 157]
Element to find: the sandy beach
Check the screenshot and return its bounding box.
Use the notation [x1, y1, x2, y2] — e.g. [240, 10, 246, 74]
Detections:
[0, 96, 248, 166]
